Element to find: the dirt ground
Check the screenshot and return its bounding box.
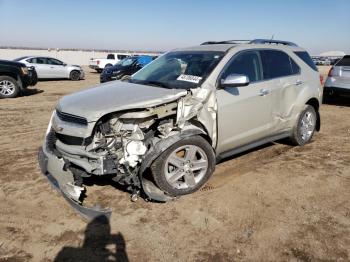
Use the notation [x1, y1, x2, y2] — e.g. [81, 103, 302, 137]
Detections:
[0, 67, 349, 261]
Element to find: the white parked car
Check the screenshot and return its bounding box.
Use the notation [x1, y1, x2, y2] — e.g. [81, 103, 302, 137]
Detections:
[14, 56, 85, 81]
[89, 53, 130, 73]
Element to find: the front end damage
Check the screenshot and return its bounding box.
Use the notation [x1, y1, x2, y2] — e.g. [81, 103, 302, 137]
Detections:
[38, 88, 216, 219]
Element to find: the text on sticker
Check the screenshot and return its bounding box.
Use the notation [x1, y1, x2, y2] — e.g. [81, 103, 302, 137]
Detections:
[177, 74, 202, 84]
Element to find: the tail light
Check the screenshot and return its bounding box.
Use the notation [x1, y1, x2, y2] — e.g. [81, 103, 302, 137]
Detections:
[328, 67, 333, 77]
[97, 60, 100, 65]
[319, 75, 324, 85]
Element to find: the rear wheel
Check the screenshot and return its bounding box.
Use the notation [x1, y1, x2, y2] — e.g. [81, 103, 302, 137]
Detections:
[290, 105, 317, 146]
[0, 76, 20, 98]
[151, 136, 215, 197]
[70, 70, 80, 81]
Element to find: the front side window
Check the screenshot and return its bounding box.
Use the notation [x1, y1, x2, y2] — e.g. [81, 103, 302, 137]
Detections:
[260, 50, 297, 79]
[47, 58, 64, 65]
[221, 51, 262, 82]
[130, 51, 224, 89]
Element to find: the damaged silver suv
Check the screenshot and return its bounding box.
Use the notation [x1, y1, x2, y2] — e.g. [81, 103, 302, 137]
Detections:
[38, 39, 323, 219]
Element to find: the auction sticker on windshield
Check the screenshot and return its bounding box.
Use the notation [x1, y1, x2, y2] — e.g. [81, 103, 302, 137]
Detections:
[177, 74, 202, 83]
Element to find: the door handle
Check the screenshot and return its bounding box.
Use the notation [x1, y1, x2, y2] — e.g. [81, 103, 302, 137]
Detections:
[50, 66, 54, 68]
[295, 80, 303, 86]
[259, 89, 270, 96]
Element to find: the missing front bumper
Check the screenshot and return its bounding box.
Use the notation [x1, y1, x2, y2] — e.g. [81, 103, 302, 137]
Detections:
[38, 147, 111, 221]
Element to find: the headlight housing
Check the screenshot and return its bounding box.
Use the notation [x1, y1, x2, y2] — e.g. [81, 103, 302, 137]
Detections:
[20, 67, 28, 75]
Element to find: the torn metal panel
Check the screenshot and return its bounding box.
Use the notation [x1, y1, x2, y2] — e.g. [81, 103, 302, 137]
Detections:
[176, 87, 218, 146]
[56, 81, 188, 122]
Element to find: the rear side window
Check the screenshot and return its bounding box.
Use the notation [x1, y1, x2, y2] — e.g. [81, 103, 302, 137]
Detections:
[31, 57, 47, 64]
[290, 59, 301, 74]
[336, 56, 350, 66]
[260, 50, 298, 79]
[294, 51, 318, 71]
[107, 54, 115, 59]
[117, 55, 128, 60]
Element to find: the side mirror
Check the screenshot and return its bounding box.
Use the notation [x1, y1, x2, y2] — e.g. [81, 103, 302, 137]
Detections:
[220, 74, 249, 88]
[63, 63, 67, 66]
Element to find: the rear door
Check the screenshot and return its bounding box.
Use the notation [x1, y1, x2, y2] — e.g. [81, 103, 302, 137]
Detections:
[29, 57, 50, 78]
[216, 50, 274, 153]
[259, 50, 302, 132]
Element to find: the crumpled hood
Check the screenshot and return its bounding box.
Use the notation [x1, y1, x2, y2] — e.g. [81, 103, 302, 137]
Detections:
[57, 81, 187, 122]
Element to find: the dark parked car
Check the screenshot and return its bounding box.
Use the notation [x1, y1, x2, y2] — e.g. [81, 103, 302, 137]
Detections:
[0, 60, 38, 98]
[100, 55, 155, 83]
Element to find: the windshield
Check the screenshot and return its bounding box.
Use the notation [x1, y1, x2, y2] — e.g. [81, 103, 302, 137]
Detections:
[116, 57, 136, 67]
[129, 51, 224, 89]
[14, 56, 29, 61]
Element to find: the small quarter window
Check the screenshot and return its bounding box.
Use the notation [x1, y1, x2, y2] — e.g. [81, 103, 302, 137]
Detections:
[290, 58, 301, 74]
[294, 51, 318, 71]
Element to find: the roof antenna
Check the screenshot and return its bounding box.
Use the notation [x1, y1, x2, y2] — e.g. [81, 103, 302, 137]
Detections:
[271, 34, 274, 40]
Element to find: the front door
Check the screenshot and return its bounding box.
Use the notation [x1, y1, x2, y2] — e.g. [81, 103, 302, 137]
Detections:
[46, 58, 67, 78]
[216, 50, 273, 154]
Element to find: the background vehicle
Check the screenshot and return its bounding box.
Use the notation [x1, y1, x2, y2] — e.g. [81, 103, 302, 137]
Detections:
[100, 55, 155, 83]
[0, 60, 37, 98]
[14, 56, 85, 81]
[39, 39, 322, 218]
[324, 55, 350, 97]
[89, 53, 130, 73]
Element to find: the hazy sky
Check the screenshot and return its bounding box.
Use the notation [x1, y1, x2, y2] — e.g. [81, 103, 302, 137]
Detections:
[0, 0, 349, 55]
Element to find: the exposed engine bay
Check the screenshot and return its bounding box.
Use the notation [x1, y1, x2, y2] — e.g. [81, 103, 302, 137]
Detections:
[46, 88, 215, 211]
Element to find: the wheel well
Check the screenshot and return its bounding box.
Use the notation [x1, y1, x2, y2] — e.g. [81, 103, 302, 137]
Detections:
[1, 72, 18, 81]
[306, 98, 321, 131]
[188, 119, 213, 146]
[105, 64, 112, 67]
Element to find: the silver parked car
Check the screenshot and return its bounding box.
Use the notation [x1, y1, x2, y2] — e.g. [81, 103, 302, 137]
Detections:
[14, 56, 85, 80]
[324, 55, 350, 97]
[38, 39, 322, 219]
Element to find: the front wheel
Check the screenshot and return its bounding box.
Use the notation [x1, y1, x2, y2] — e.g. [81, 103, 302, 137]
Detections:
[290, 105, 317, 146]
[70, 70, 81, 81]
[151, 136, 215, 197]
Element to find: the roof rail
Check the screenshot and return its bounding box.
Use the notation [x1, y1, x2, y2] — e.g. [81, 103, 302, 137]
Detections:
[201, 40, 251, 45]
[250, 39, 298, 47]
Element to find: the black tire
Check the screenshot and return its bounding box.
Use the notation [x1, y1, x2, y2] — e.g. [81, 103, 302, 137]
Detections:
[0, 76, 20, 98]
[290, 105, 317, 146]
[96, 69, 103, 73]
[151, 136, 215, 197]
[105, 64, 112, 68]
[70, 70, 80, 81]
